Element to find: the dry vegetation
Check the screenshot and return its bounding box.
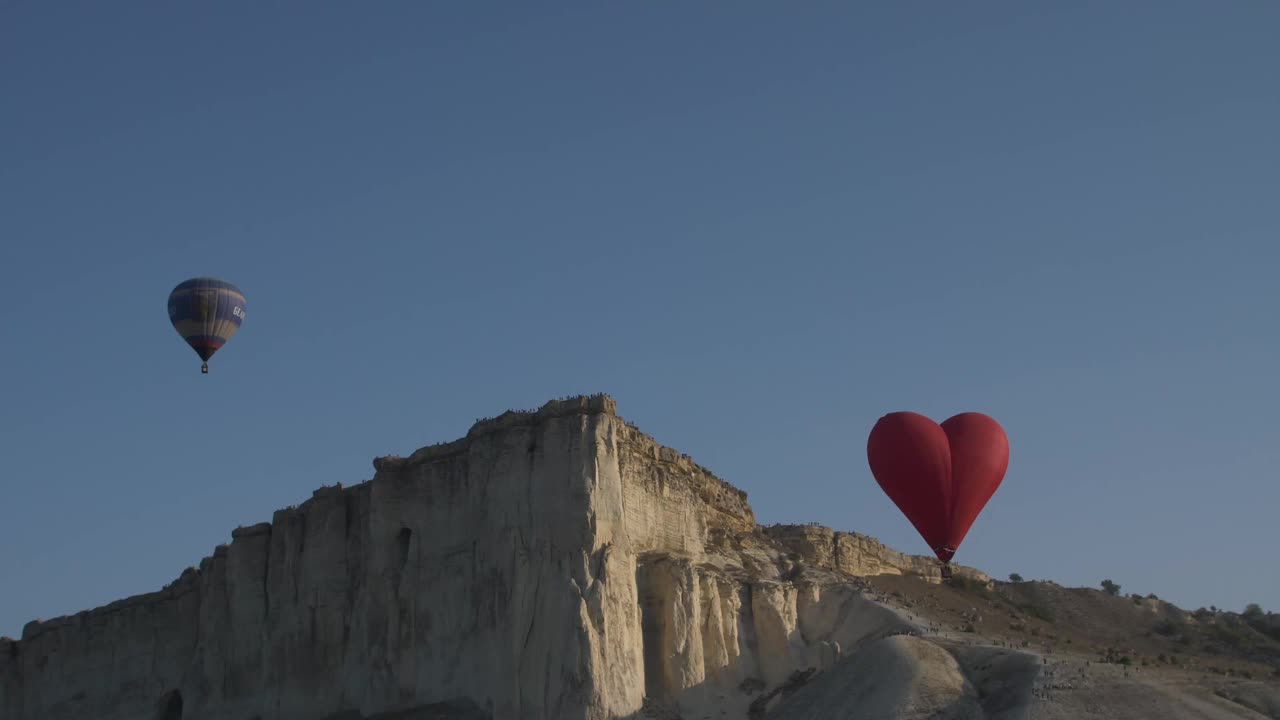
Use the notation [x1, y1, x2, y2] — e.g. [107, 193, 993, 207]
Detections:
[864, 573, 1280, 684]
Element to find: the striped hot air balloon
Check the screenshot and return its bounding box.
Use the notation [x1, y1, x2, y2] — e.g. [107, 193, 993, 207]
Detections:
[167, 277, 246, 374]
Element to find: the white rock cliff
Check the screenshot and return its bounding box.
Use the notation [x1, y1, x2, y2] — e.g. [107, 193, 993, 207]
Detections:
[0, 395, 992, 720]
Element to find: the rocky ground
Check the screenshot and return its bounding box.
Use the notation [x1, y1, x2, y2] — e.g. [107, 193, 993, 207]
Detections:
[760, 573, 1280, 720]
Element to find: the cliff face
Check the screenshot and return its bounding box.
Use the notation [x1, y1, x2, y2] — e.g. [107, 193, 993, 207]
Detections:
[0, 395, 973, 720]
[762, 524, 990, 585]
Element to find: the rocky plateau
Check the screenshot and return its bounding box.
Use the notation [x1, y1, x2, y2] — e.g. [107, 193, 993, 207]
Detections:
[3, 394, 1277, 720]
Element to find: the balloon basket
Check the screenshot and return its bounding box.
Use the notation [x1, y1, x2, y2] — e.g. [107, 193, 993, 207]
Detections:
[201, 362, 209, 374]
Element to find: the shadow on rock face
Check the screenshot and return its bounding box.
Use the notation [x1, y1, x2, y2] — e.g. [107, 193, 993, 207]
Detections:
[1207, 683, 1280, 720]
[320, 699, 490, 720]
[766, 635, 1039, 720]
[942, 643, 1040, 720]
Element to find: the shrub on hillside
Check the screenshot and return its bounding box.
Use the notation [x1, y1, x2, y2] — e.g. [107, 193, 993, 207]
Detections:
[1238, 604, 1280, 643]
[1201, 622, 1259, 656]
[1020, 602, 1055, 623]
[1101, 579, 1121, 596]
[1009, 573, 1023, 583]
[1245, 618, 1280, 643]
[953, 575, 1009, 604]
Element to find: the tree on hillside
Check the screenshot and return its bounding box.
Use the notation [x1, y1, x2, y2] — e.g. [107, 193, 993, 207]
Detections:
[1009, 573, 1023, 582]
[1243, 603, 1264, 619]
[1101, 579, 1121, 596]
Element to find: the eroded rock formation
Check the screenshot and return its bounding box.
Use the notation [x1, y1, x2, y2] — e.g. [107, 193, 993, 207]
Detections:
[0, 395, 992, 720]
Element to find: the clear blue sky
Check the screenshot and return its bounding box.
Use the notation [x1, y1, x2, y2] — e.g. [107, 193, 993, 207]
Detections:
[2, 2, 1277, 638]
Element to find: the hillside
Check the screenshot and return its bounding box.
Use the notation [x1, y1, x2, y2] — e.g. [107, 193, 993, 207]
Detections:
[1, 394, 1276, 720]
[845, 574, 1280, 719]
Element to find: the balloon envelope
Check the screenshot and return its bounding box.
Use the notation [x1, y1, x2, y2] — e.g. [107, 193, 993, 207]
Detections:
[167, 277, 246, 363]
[866, 411, 1009, 564]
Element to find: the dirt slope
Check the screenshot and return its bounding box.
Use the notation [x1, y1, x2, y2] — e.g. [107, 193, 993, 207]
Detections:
[766, 572, 1280, 720]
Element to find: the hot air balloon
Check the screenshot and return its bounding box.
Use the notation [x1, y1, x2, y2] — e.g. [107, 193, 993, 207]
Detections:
[866, 411, 1009, 581]
[167, 277, 246, 374]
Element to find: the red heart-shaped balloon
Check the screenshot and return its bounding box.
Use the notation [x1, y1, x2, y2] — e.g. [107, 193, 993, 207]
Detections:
[866, 411, 1009, 563]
